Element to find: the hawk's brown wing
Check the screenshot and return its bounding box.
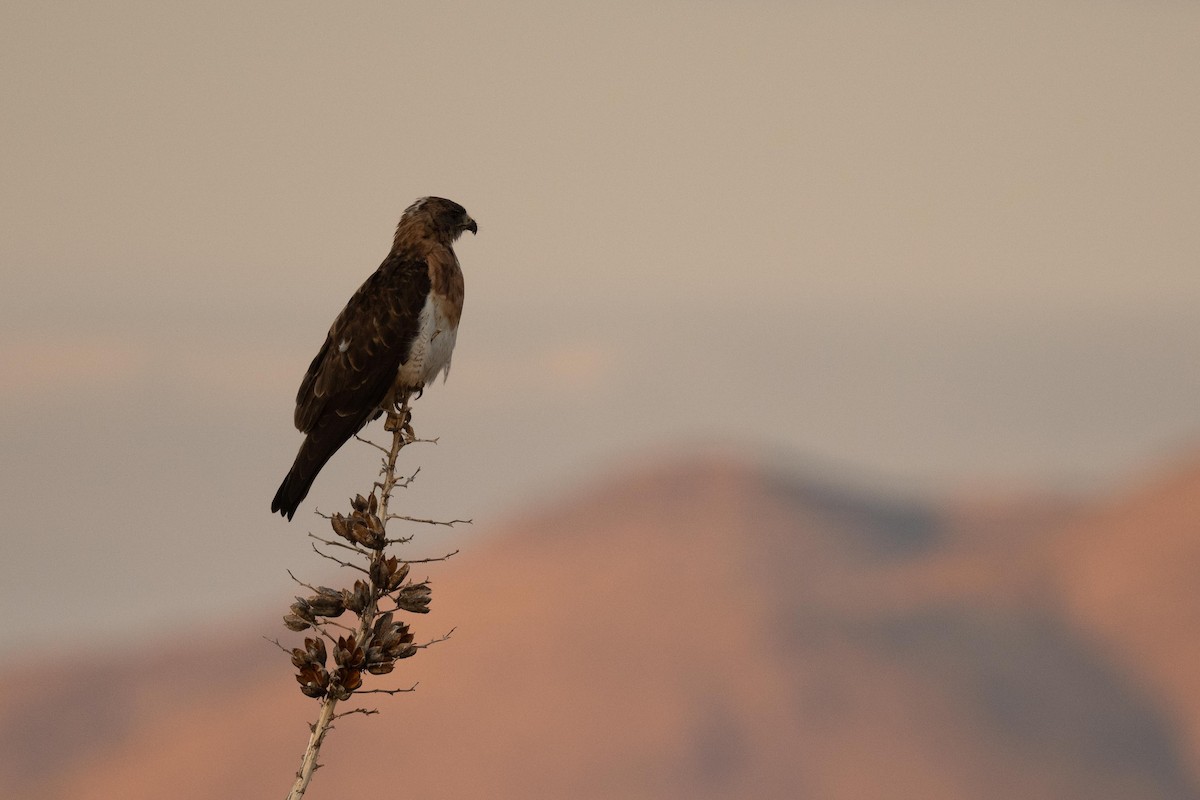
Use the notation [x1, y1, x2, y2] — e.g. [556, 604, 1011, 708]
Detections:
[272, 255, 430, 519]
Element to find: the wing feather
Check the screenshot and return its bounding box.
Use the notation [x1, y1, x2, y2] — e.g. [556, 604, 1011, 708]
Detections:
[294, 255, 431, 434]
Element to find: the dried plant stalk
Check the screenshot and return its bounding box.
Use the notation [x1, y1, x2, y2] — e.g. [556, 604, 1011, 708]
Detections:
[282, 400, 461, 799]
[290, 694, 337, 798]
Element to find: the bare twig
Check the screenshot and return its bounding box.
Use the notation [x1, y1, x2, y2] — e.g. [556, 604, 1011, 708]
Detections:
[386, 514, 473, 527]
[397, 550, 460, 564]
[286, 570, 331, 595]
[318, 619, 356, 635]
[308, 532, 372, 556]
[356, 683, 419, 695]
[352, 433, 390, 455]
[414, 628, 456, 649]
[264, 636, 292, 655]
[334, 707, 381, 720]
[308, 542, 370, 574]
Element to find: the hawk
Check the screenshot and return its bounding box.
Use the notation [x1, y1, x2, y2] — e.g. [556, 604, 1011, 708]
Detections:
[271, 197, 477, 520]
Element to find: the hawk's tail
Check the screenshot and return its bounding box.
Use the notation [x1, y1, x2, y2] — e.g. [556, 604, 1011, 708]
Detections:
[271, 434, 343, 521]
[271, 466, 315, 521]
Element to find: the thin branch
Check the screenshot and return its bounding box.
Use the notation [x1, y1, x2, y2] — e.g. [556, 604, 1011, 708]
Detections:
[286, 570, 333, 595]
[316, 619, 356, 636]
[307, 532, 372, 557]
[386, 515, 473, 527]
[356, 683, 419, 695]
[397, 549, 460, 564]
[264, 636, 293, 655]
[333, 707, 380, 720]
[309, 542, 370, 574]
[414, 628, 456, 649]
[379, 466, 421, 487]
[352, 433, 390, 455]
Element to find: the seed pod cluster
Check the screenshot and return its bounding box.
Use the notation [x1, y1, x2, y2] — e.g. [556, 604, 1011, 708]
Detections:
[371, 555, 410, 592]
[395, 581, 432, 614]
[291, 637, 330, 698]
[365, 612, 417, 675]
[329, 494, 386, 550]
[329, 635, 365, 699]
[284, 488, 435, 699]
[283, 586, 349, 632]
[341, 579, 372, 614]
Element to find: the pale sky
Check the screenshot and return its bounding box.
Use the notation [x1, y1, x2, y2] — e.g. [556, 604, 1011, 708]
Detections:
[1, 1, 1197, 659]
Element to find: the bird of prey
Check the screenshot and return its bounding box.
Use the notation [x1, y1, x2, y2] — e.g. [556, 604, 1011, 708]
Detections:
[271, 197, 477, 520]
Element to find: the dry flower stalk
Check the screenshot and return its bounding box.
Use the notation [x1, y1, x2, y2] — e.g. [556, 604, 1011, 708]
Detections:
[283, 400, 461, 799]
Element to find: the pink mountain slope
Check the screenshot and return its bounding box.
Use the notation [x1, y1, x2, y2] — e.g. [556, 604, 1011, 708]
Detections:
[3, 452, 1199, 799]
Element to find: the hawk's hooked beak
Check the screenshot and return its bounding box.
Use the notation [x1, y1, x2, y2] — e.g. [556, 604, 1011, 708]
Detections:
[463, 218, 478, 235]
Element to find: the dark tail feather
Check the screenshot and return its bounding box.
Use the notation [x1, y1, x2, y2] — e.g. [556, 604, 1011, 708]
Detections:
[271, 434, 343, 521]
[271, 466, 315, 521]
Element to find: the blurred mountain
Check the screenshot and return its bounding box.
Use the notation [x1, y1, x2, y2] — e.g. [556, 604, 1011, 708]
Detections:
[3, 451, 1199, 799]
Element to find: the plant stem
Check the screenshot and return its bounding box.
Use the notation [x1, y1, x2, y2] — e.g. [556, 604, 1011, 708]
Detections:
[287, 693, 338, 800]
[285, 398, 410, 799]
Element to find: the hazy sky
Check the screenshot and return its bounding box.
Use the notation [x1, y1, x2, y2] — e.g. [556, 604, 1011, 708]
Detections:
[1, 1, 1197, 658]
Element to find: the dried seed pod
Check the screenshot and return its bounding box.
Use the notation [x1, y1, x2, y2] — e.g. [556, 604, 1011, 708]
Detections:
[352, 494, 370, 513]
[369, 556, 390, 589]
[386, 557, 410, 591]
[305, 636, 327, 665]
[333, 635, 365, 670]
[355, 579, 373, 610]
[327, 666, 361, 700]
[299, 682, 327, 699]
[339, 667, 363, 692]
[283, 614, 312, 632]
[289, 598, 317, 624]
[395, 582, 432, 614]
[349, 516, 386, 550]
[371, 611, 396, 640]
[306, 592, 345, 618]
[369, 613, 416, 660]
[331, 512, 354, 541]
[295, 664, 329, 698]
[364, 643, 387, 666]
[387, 624, 418, 659]
[341, 580, 371, 614]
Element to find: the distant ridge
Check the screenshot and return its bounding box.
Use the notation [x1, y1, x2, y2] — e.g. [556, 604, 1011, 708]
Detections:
[3, 450, 1199, 799]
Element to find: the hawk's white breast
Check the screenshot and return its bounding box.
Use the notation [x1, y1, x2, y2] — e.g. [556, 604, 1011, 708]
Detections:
[397, 294, 458, 389]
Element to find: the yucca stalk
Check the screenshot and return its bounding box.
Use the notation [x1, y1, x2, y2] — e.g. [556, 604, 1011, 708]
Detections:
[279, 400, 462, 799]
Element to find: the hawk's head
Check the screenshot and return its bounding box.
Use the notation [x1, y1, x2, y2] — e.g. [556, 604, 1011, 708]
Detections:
[398, 196, 478, 243]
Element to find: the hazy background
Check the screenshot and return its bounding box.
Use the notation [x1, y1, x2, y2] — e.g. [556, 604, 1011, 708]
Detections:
[1, 1, 1197, 662]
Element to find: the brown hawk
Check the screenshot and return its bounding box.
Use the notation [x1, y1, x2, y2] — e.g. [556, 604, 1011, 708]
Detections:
[272, 197, 476, 520]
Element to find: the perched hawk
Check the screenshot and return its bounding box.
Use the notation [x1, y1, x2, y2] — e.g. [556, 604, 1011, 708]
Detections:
[271, 197, 477, 520]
